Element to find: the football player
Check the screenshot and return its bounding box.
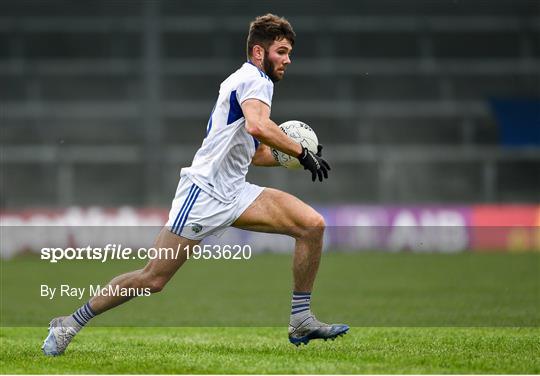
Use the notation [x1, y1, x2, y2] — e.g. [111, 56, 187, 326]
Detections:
[43, 13, 347, 355]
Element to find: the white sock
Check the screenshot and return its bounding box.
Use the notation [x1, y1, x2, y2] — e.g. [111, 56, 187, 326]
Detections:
[64, 302, 96, 332]
[289, 291, 314, 328]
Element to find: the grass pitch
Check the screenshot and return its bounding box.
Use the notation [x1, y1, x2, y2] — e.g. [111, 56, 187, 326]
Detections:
[1, 327, 539, 374]
[1, 252, 539, 373]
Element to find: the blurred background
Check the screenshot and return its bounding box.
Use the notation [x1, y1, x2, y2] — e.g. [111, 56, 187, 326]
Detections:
[1, 1, 538, 327]
[1, 0, 539, 208]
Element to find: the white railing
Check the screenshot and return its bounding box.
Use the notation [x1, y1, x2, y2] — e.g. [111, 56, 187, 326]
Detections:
[2, 144, 539, 205]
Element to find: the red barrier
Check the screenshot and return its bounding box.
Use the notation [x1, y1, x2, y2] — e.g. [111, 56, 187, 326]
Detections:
[470, 205, 540, 252]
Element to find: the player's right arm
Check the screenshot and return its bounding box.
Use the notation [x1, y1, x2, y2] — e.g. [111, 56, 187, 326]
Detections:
[241, 98, 303, 157]
[242, 99, 331, 181]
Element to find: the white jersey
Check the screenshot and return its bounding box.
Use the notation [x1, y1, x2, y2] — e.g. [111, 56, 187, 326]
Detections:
[181, 62, 274, 203]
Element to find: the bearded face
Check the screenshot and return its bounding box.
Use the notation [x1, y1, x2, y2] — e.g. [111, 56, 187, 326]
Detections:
[263, 49, 280, 83]
[261, 39, 292, 83]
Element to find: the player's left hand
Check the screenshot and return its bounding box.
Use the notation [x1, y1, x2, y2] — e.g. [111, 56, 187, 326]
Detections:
[298, 146, 331, 182]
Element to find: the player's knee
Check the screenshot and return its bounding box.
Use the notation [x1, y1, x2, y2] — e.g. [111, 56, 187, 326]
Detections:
[297, 212, 325, 239]
[311, 212, 326, 229]
[305, 211, 325, 230]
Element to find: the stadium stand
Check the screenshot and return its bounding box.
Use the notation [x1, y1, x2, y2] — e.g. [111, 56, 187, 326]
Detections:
[1, 0, 539, 206]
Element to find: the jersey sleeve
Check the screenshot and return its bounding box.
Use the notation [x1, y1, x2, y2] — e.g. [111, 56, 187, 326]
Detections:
[237, 76, 274, 108]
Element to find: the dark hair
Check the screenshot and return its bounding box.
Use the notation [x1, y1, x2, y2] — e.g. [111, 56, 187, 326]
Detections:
[246, 14, 295, 58]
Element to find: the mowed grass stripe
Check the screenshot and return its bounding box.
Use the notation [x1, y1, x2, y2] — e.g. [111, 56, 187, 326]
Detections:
[2, 253, 539, 327]
[1, 327, 539, 374]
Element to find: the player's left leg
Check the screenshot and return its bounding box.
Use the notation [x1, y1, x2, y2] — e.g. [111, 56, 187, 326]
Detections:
[42, 228, 199, 356]
[232, 187, 349, 345]
[233, 187, 323, 292]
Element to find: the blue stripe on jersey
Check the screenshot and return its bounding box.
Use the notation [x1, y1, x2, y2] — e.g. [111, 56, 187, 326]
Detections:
[173, 186, 200, 234]
[172, 184, 196, 232]
[247, 60, 270, 81]
[177, 187, 202, 235]
[206, 102, 217, 136]
[253, 136, 260, 149]
[227, 90, 243, 125]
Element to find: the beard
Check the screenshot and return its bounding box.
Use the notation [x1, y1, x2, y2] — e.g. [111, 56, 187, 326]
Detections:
[263, 50, 281, 83]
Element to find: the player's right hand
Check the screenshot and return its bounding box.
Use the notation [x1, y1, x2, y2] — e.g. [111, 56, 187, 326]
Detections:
[298, 146, 331, 182]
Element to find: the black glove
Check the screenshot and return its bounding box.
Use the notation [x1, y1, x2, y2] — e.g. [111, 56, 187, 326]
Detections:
[298, 145, 331, 182]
